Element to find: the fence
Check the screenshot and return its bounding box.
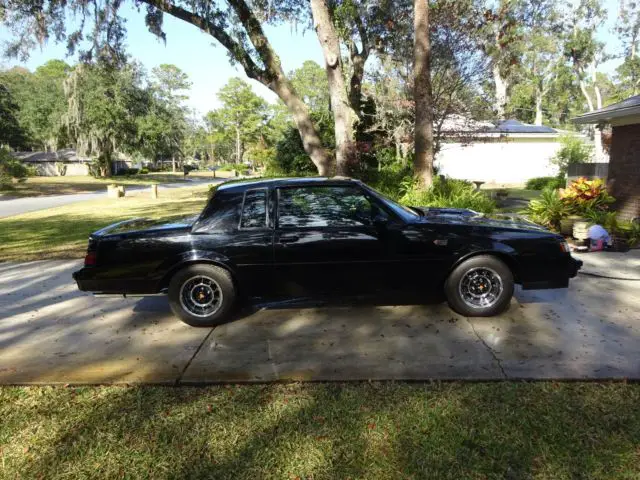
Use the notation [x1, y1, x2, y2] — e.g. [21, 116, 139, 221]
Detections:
[567, 163, 609, 183]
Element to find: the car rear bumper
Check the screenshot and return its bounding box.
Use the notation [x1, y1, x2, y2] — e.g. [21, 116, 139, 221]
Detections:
[73, 268, 157, 294]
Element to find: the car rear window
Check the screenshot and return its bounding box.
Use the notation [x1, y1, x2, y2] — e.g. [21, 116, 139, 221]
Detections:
[240, 189, 267, 228]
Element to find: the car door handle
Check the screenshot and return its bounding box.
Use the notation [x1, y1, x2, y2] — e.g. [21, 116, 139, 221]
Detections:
[279, 235, 299, 244]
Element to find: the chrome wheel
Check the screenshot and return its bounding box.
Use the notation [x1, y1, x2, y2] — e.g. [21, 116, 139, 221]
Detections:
[179, 275, 223, 318]
[458, 267, 503, 309]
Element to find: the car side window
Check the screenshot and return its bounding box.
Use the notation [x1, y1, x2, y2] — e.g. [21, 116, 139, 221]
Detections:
[240, 188, 268, 229]
[277, 186, 378, 228]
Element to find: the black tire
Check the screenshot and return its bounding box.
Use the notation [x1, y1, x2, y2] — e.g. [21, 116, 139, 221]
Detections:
[168, 264, 236, 327]
[444, 255, 514, 317]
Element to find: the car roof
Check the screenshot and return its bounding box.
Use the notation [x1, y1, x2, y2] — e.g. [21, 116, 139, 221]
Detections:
[215, 176, 361, 192]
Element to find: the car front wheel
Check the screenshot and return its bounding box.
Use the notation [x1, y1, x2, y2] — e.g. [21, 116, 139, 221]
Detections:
[168, 264, 236, 326]
[444, 255, 514, 317]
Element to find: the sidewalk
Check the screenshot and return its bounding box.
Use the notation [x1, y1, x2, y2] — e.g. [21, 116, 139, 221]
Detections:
[1, 260, 639, 384]
[573, 249, 640, 280]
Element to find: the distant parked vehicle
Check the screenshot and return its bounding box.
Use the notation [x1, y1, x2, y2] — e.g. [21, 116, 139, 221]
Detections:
[73, 177, 582, 326]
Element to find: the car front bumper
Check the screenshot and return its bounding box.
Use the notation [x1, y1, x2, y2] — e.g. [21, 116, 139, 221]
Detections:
[569, 256, 583, 278]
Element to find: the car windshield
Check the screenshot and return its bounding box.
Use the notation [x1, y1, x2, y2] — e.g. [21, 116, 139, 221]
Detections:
[361, 184, 421, 220]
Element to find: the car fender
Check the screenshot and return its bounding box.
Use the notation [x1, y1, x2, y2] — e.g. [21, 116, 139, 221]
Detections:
[448, 241, 521, 282]
[154, 249, 238, 291]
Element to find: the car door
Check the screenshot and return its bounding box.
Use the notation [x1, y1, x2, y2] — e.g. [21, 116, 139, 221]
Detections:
[273, 184, 393, 297]
[191, 188, 275, 297]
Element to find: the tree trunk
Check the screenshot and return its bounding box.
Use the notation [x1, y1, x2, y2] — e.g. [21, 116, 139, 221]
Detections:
[235, 125, 241, 163]
[493, 63, 508, 120]
[310, 0, 359, 177]
[142, 0, 333, 176]
[172, 155, 176, 173]
[534, 85, 543, 126]
[269, 75, 332, 175]
[413, 0, 434, 189]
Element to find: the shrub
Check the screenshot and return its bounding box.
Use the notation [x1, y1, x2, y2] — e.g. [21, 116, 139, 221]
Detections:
[55, 162, 67, 176]
[621, 220, 640, 247]
[24, 164, 39, 177]
[0, 148, 28, 190]
[525, 175, 566, 190]
[399, 176, 496, 214]
[551, 135, 593, 174]
[363, 163, 414, 200]
[114, 168, 140, 176]
[139, 168, 149, 174]
[560, 177, 614, 215]
[526, 188, 569, 231]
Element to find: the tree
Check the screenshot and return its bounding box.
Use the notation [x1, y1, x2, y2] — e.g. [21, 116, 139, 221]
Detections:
[289, 61, 330, 114]
[563, 0, 607, 160]
[207, 78, 268, 165]
[204, 110, 235, 164]
[0, 0, 333, 175]
[28, 60, 71, 150]
[310, 0, 359, 176]
[64, 61, 148, 176]
[615, 1, 640, 97]
[0, 84, 28, 149]
[475, 0, 526, 120]
[519, 1, 562, 126]
[140, 63, 191, 171]
[0, 60, 70, 150]
[413, 0, 434, 188]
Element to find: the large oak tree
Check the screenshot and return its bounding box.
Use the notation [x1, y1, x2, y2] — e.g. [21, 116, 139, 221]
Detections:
[0, 0, 333, 175]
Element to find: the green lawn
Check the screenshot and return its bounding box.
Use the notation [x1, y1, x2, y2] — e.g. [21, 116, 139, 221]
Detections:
[0, 185, 210, 261]
[1, 382, 638, 479]
[0, 171, 234, 198]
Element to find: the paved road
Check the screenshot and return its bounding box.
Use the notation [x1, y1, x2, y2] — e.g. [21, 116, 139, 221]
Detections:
[1, 260, 638, 384]
[0, 179, 219, 219]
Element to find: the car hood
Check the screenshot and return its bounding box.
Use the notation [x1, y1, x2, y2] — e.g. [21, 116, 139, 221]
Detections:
[413, 207, 552, 234]
[92, 216, 197, 238]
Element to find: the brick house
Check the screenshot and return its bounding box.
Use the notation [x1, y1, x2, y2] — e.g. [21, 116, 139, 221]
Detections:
[574, 96, 640, 220]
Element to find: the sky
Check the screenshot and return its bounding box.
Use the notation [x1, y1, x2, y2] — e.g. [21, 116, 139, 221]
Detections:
[0, 2, 324, 115]
[0, 0, 625, 118]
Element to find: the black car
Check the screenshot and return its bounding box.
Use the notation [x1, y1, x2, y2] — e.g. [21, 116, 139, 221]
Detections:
[73, 177, 582, 326]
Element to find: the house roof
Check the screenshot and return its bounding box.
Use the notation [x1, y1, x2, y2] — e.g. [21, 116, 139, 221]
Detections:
[10, 149, 90, 163]
[485, 119, 557, 134]
[573, 95, 640, 124]
[440, 116, 558, 135]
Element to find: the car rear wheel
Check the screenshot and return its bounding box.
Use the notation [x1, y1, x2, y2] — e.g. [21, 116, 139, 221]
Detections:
[444, 255, 514, 317]
[168, 264, 236, 326]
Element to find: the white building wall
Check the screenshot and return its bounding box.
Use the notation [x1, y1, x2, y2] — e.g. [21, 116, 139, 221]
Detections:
[435, 140, 562, 185]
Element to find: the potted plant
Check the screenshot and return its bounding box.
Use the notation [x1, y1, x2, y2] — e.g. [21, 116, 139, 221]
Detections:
[495, 189, 509, 200]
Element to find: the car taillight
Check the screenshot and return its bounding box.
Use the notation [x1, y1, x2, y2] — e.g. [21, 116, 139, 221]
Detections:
[559, 241, 571, 253]
[84, 251, 97, 266]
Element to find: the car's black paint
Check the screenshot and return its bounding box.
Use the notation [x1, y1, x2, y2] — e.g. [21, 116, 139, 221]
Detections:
[73, 177, 582, 301]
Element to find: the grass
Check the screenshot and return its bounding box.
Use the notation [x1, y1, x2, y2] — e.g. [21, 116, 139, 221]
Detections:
[0, 171, 234, 198]
[0, 382, 639, 479]
[0, 185, 210, 262]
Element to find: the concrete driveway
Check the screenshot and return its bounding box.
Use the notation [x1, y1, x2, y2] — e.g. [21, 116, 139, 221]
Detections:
[0, 179, 218, 218]
[0, 259, 639, 384]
